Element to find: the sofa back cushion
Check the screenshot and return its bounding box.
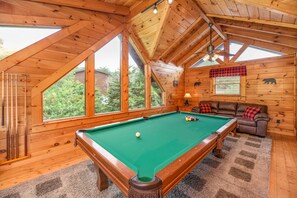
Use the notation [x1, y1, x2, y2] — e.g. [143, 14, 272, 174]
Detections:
[199, 101, 219, 113]
[217, 102, 237, 116]
[236, 103, 267, 117]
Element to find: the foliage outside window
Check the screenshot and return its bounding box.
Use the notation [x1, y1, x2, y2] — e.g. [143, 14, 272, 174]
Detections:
[214, 76, 240, 95]
[43, 62, 86, 120]
[128, 42, 145, 110]
[94, 36, 121, 114]
[151, 76, 164, 107]
[0, 26, 60, 60]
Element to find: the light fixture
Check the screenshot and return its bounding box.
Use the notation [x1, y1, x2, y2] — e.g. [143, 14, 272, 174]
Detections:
[202, 23, 219, 62]
[184, 93, 192, 106]
[153, 4, 158, 14]
[167, 0, 174, 4]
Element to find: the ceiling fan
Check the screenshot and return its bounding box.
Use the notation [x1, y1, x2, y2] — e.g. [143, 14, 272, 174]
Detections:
[203, 23, 234, 62]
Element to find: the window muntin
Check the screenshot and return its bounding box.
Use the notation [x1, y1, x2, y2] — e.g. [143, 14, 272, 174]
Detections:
[43, 61, 86, 120]
[128, 42, 145, 110]
[0, 26, 60, 60]
[94, 36, 121, 114]
[214, 76, 240, 95]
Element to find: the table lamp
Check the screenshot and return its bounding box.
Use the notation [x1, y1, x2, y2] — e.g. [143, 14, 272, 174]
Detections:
[184, 93, 191, 106]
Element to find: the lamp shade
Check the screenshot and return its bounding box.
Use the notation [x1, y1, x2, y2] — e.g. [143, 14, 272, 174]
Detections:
[184, 93, 192, 98]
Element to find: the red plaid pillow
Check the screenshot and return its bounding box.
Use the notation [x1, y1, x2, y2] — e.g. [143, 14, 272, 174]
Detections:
[200, 103, 212, 113]
[242, 106, 261, 120]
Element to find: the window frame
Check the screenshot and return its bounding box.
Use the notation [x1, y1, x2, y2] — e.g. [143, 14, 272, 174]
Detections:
[213, 76, 241, 96]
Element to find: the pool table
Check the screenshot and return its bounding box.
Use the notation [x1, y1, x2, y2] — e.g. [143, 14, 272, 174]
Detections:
[75, 111, 237, 197]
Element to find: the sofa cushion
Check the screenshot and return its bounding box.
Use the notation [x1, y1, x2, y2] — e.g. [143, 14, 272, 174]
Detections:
[243, 106, 261, 120]
[236, 103, 267, 117]
[200, 103, 212, 113]
[219, 102, 237, 111]
[200, 101, 219, 113]
[237, 117, 257, 127]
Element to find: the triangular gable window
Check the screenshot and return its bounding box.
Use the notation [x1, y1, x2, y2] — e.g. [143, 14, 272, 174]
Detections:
[236, 45, 283, 62]
[0, 26, 60, 60]
[229, 41, 243, 60]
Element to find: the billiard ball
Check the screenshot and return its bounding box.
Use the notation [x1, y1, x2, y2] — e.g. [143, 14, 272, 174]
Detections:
[136, 132, 141, 138]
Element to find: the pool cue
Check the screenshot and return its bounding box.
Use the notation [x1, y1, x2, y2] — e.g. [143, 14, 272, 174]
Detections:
[6, 73, 10, 160]
[15, 74, 19, 158]
[2, 71, 4, 127]
[10, 74, 14, 159]
[24, 75, 28, 156]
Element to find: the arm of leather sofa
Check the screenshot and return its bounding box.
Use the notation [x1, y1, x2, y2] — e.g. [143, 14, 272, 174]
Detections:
[254, 113, 270, 122]
[191, 106, 200, 113]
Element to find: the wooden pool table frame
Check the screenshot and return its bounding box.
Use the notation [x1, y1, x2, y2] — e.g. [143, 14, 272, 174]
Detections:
[75, 115, 237, 198]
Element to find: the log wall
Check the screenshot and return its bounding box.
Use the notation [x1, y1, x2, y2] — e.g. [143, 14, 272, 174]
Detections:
[185, 55, 296, 136]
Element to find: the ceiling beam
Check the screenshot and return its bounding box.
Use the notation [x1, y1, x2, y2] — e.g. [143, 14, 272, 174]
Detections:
[25, 0, 130, 16]
[164, 22, 209, 63]
[177, 0, 226, 40]
[215, 18, 297, 39]
[128, 26, 150, 64]
[157, 17, 202, 60]
[228, 35, 297, 55]
[175, 32, 218, 66]
[128, 0, 158, 21]
[229, 42, 251, 63]
[207, 14, 297, 29]
[233, 0, 297, 17]
[184, 38, 224, 68]
[151, 2, 172, 59]
[223, 26, 297, 49]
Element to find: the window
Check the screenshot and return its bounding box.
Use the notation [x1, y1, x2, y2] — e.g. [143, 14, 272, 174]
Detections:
[236, 45, 283, 62]
[43, 61, 86, 120]
[214, 76, 240, 95]
[94, 36, 121, 114]
[128, 42, 145, 110]
[151, 76, 164, 107]
[0, 26, 60, 60]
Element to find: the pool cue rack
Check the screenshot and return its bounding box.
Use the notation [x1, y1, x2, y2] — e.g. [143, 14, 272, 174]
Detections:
[0, 72, 30, 165]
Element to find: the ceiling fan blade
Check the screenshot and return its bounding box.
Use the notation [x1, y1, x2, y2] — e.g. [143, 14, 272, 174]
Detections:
[214, 50, 235, 56]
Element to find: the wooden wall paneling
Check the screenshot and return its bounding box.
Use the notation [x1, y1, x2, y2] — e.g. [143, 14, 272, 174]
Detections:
[0, 20, 92, 72]
[127, 0, 157, 21]
[175, 32, 217, 66]
[207, 14, 297, 29]
[223, 26, 297, 49]
[294, 53, 297, 136]
[25, 0, 130, 16]
[121, 29, 129, 113]
[164, 21, 209, 63]
[157, 17, 202, 60]
[150, 2, 171, 59]
[0, 13, 78, 27]
[185, 55, 296, 136]
[86, 54, 95, 117]
[215, 18, 297, 39]
[232, 0, 297, 17]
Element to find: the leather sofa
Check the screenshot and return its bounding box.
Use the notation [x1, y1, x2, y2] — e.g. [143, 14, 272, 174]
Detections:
[191, 101, 270, 137]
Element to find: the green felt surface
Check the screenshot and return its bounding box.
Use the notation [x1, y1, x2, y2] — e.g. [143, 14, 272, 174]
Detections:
[85, 112, 231, 182]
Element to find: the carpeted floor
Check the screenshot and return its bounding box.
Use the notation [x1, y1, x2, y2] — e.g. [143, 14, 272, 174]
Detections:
[0, 133, 272, 198]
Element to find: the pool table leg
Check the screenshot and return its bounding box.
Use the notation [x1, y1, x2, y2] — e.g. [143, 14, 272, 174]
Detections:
[213, 138, 223, 158]
[94, 164, 109, 191]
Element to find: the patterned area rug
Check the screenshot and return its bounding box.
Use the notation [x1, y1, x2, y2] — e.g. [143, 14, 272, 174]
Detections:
[0, 133, 272, 198]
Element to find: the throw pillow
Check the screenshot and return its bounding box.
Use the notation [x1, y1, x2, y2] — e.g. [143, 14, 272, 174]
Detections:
[200, 103, 212, 113]
[242, 106, 261, 120]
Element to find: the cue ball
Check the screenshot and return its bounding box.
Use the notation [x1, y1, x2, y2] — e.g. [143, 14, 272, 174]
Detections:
[136, 132, 141, 138]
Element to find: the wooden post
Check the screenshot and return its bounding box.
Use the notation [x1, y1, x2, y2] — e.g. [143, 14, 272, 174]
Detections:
[15, 74, 19, 158]
[224, 40, 230, 63]
[121, 29, 129, 113]
[86, 55, 95, 117]
[145, 63, 152, 109]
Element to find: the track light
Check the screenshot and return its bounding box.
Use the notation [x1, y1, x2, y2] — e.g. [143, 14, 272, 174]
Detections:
[167, 0, 174, 4]
[153, 4, 158, 14]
